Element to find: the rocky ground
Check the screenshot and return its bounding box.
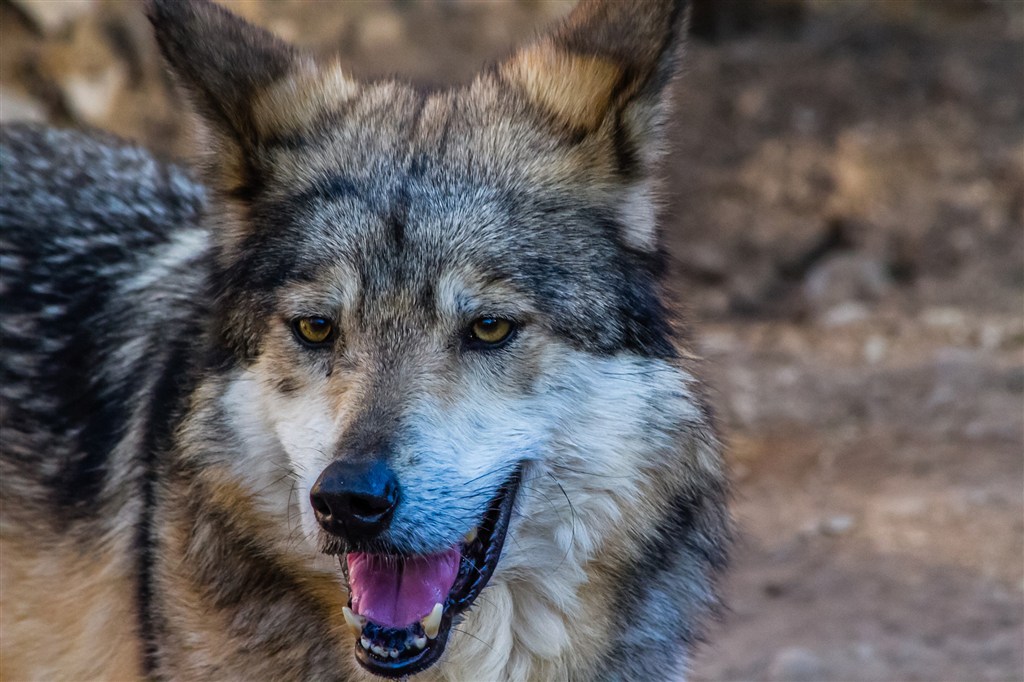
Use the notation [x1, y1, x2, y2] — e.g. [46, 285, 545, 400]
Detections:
[2, 1, 1021, 680]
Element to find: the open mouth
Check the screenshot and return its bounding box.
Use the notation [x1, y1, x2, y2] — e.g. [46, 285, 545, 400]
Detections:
[338, 469, 522, 678]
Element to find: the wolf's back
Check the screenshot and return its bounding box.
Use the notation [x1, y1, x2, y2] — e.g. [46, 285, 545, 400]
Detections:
[0, 123, 208, 520]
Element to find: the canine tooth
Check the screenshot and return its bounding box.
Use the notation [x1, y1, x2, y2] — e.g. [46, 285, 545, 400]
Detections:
[360, 637, 371, 650]
[389, 649, 399, 659]
[371, 644, 386, 657]
[421, 602, 443, 639]
[413, 636, 427, 650]
[342, 606, 365, 635]
[463, 527, 478, 544]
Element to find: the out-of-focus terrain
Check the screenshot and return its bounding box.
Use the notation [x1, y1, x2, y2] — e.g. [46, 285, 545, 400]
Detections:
[2, 1, 1021, 680]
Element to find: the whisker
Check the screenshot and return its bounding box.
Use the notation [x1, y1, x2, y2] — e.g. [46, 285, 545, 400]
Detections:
[452, 627, 495, 654]
[548, 463, 635, 480]
[547, 472, 578, 575]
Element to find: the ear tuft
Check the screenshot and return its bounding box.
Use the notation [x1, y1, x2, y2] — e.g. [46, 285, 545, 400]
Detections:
[503, 43, 623, 134]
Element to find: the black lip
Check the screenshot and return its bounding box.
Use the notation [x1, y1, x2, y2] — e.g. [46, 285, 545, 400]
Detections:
[449, 467, 522, 611]
[349, 467, 522, 679]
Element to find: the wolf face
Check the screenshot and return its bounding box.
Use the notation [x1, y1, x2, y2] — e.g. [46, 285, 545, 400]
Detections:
[145, 0, 728, 678]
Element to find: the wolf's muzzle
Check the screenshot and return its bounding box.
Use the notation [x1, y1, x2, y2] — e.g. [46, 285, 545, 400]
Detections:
[309, 458, 400, 543]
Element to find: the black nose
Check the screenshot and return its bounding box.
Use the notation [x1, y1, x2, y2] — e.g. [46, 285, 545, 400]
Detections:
[309, 458, 400, 542]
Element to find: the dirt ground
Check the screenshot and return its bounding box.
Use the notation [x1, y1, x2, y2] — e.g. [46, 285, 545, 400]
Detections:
[2, 1, 1021, 680]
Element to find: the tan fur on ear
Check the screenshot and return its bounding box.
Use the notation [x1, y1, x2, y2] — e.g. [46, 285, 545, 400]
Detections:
[252, 60, 360, 139]
[502, 42, 622, 132]
[501, 0, 686, 163]
[499, 0, 687, 252]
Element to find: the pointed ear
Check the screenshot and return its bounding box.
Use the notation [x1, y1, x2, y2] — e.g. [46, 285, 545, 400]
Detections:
[501, 0, 688, 250]
[504, 0, 687, 162]
[147, 0, 360, 200]
[503, 0, 687, 173]
[147, 0, 296, 147]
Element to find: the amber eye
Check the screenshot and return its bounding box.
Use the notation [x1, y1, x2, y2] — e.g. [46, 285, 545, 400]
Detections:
[466, 317, 516, 349]
[292, 316, 335, 346]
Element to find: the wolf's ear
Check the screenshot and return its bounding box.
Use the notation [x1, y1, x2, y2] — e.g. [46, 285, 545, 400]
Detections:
[503, 0, 686, 164]
[147, 0, 297, 147]
[501, 0, 688, 249]
[147, 0, 358, 197]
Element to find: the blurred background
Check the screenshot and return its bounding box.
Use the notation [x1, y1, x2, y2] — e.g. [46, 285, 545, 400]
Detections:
[1, 0, 1021, 679]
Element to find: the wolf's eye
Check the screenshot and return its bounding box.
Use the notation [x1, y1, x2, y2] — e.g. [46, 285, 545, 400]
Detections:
[466, 317, 516, 350]
[292, 316, 335, 346]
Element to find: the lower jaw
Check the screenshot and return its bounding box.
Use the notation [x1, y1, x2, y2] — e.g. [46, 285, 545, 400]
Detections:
[351, 612, 453, 678]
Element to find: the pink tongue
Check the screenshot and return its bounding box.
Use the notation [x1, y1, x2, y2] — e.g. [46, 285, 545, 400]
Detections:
[347, 549, 461, 628]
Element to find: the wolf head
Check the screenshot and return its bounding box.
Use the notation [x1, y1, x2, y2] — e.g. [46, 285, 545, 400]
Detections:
[150, 0, 727, 678]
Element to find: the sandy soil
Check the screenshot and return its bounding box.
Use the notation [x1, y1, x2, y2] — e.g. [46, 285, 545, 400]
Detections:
[669, 6, 1023, 679]
[2, 1, 1021, 680]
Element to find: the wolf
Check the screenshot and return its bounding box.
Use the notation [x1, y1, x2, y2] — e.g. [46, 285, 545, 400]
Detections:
[0, 0, 730, 679]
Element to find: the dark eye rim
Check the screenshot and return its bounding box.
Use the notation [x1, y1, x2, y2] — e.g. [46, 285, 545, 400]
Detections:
[290, 316, 336, 348]
[463, 316, 519, 351]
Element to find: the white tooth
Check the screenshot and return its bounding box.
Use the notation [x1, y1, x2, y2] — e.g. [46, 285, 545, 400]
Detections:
[371, 645, 386, 657]
[342, 606, 366, 635]
[413, 636, 427, 650]
[463, 527, 478, 544]
[360, 637, 371, 650]
[389, 649, 399, 659]
[421, 602, 443, 639]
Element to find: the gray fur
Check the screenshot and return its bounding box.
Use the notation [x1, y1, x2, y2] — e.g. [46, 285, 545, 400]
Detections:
[0, 124, 207, 523]
[0, 1, 730, 679]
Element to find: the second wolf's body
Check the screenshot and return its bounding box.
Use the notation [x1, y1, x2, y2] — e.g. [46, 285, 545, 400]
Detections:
[0, 1, 730, 680]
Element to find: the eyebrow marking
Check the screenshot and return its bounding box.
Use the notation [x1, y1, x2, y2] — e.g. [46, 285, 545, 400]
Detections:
[288, 174, 366, 207]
